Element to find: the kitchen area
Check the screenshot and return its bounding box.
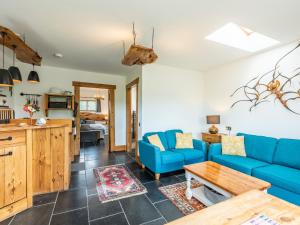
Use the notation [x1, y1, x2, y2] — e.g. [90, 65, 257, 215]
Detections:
[0, 26, 76, 221]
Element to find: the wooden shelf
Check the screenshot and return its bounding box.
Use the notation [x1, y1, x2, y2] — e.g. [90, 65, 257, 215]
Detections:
[44, 94, 74, 117]
[0, 25, 42, 66]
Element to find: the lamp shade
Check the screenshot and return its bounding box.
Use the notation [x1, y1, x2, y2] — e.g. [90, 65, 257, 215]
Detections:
[27, 70, 40, 83]
[8, 66, 22, 83]
[0, 69, 13, 87]
[206, 115, 220, 124]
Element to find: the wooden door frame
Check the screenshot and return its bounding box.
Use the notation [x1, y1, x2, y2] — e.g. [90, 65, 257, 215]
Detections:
[126, 78, 139, 162]
[72, 81, 121, 153]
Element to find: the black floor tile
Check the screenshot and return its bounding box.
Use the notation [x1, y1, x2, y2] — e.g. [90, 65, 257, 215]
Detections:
[33, 192, 58, 206]
[120, 195, 161, 225]
[85, 159, 116, 169]
[144, 181, 166, 203]
[88, 195, 122, 220]
[50, 208, 88, 225]
[54, 188, 87, 214]
[125, 162, 140, 172]
[0, 217, 13, 225]
[143, 218, 166, 225]
[86, 169, 97, 190]
[87, 188, 97, 195]
[71, 162, 85, 171]
[154, 200, 183, 222]
[159, 176, 181, 186]
[132, 169, 155, 183]
[10, 203, 54, 225]
[90, 213, 128, 225]
[70, 174, 87, 190]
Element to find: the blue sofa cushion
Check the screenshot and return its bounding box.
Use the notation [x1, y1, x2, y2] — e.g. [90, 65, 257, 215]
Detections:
[160, 151, 184, 165]
[172, 149, 205, 164]
[165, 129, 183, 149]
[143, 132, 169, 150]
[253, 165, 300, 195]
[237, 133, 277, 163]
[213, 155, 269, 175]
[273, 138, 300, 170]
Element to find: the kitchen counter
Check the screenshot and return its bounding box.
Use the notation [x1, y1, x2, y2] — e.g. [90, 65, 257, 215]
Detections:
[0, 120, 73, 221]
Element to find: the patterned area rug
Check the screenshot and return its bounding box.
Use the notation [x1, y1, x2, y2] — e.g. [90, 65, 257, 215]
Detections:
[159, 181, 206, 215]
[93, 164, 147, 203]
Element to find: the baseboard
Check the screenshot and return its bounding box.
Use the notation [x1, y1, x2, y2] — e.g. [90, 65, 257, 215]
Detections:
[112, 145, 127, 151]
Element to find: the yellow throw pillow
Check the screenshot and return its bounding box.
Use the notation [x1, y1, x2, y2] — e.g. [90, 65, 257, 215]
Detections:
[148, 134, 165, 151]
[221, 135, 246, 156]
[176, 133, 193, 149]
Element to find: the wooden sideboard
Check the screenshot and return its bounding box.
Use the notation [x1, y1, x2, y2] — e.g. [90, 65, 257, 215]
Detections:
[0, 120, 73, 221]
[201, 132, 223, 143]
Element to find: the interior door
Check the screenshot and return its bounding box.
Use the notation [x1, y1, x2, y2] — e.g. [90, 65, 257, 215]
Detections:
[0, 148, 4, 208]
[74, 86, 80, 155]
[4, 145, 27, 206]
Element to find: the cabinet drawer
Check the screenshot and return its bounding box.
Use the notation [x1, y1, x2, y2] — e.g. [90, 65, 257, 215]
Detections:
[202, 133, 222, 143]
[0, 131, 26, 146]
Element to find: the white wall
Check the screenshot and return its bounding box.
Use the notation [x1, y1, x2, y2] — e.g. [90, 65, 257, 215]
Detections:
[141, 64, 204, 138]
[7, 64, 126, 145]
[203, 42, 300, 139]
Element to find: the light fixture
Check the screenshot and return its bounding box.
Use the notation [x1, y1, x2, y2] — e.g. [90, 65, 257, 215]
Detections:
[53, 53, 63, 58]
[206, 23, 279, 52]
[27, 64, 40, 83]
[0, 32, 13, 87]
[8, 45, 22, 84]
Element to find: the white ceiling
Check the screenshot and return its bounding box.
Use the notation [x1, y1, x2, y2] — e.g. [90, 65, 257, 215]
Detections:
[1, 0, 300, 76]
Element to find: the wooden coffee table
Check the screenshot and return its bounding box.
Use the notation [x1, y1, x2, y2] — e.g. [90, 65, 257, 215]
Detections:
[167, 190, 300, 225]
[184, 161, 271, 206]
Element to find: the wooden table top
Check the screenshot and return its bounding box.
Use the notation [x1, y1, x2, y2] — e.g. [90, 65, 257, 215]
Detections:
[166, 190, 300, 225]
[184, 161, 270, 196]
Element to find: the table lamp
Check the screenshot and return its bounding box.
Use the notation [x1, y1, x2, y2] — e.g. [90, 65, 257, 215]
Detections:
[206, 115, 220, 134]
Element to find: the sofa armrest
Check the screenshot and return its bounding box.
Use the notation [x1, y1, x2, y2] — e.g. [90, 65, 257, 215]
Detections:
[138, 140, 161, 172]
[193, 139, 207, 160]
[208, 143, 222, 161]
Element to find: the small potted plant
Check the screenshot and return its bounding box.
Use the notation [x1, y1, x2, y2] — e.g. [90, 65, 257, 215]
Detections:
[23, 103, 40, 125]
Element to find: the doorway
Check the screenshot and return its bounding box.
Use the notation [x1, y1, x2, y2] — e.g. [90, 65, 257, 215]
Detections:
[126, 78, 139, 163]
[73, 81, 117, 154]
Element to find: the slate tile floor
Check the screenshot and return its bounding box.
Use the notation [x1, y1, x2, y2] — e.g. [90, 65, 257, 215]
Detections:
[2, 141, 186, 225]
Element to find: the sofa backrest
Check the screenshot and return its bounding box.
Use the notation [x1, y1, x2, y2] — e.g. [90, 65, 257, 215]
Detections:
[273, 138, 300, 170]
[165, 129, 183, 149]
[143, 132, 169, 150]
[237, 133, 277, 163]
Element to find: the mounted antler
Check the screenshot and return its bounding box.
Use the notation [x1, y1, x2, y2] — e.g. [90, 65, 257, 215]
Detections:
[231, 43, 300, 115]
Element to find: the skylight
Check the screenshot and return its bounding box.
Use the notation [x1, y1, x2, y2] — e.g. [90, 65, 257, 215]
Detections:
[206, 23, 279, 52]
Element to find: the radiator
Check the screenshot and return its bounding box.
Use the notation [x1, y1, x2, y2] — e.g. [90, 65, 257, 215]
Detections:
[0, 108, 14, 123]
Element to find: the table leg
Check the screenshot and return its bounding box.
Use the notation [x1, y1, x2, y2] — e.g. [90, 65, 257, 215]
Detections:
[185, 172, 193, 200]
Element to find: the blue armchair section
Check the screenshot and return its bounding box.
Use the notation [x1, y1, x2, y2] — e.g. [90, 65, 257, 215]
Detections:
[139, 129, 206, 179]
[208, 133, 300, 206]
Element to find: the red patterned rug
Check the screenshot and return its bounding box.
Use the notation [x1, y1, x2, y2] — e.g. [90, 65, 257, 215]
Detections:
[159, 181, 206, 215]
[93, 164, 147, 203]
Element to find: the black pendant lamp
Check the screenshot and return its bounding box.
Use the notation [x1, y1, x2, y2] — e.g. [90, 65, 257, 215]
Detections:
[0, 32, 13, 87]
[27, 64, 40, 83]
[8, 45, 22, 84]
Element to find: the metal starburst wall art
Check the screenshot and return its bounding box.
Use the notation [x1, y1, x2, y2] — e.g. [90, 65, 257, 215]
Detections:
[231, 43, 300, 115]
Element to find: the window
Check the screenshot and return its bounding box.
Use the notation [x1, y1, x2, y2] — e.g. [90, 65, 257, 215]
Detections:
[80, 100, 97, 111]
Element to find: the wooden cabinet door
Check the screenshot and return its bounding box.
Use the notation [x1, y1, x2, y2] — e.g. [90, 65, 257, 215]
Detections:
[0, 148, 4, 208]
[50, 128, 65, 191]
[4, 145, 27, 206]
[32, 129, 51, 193]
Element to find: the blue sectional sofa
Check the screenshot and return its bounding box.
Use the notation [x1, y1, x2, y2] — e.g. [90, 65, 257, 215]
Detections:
[209, 133, 300, 206]
[139, 129, 206, 179]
